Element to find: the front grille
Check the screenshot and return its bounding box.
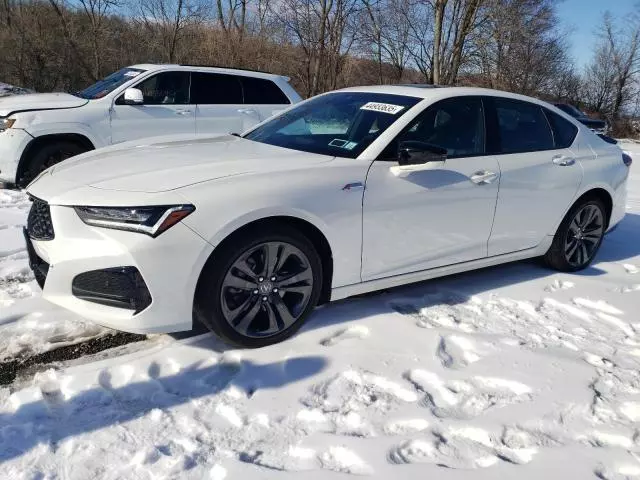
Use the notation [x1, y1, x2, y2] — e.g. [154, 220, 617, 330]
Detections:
[72, 267, 152, 314]
[27, 198, 54, 240]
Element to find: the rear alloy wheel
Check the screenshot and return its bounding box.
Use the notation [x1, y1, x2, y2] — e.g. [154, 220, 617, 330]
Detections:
[195, 227, 322, 348]
[545, 198, 607, 272]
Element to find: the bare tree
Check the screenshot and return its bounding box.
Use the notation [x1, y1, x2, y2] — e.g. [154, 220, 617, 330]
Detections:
[48, 0, 100, 81]
[401, 0, 486, 85]
[602, 11, 640, 119]
[136, 0, 205, 63]
[279, 0, 359, 96]
[361, 0, 412, 82]
[474, 0, 570, 95]
[215, 0, 247, 39]
[74, 0, 121, 78]
[582, 43, 617, 114]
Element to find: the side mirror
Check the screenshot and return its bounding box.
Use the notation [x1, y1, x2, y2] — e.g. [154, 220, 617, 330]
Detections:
[398, 141, 447, 166]
[123, 87, 144, 105]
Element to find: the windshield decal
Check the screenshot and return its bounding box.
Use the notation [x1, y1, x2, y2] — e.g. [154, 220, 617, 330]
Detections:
[329, 139, 348, 147]
[328, 139, 358, 150]
[360, 102, 405, 115]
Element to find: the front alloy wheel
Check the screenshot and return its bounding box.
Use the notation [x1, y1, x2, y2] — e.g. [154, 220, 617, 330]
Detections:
[195, 226, 323, 348]
[220, 241, 314, 338]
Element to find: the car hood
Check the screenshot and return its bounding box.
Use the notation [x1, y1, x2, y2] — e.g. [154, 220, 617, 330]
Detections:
[27, 134, 334, 203]
[0, 92, 88, 116]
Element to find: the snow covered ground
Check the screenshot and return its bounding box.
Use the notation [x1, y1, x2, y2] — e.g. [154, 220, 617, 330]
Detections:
[0, 190, 107, 361]
[0, 142, 639, 479]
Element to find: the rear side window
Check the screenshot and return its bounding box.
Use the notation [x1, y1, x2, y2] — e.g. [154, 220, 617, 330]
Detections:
[191, 72, 243, 104]
[494, 98, 554, 154]
[241, 77, 290, 105]
[544, 109, 578, 148]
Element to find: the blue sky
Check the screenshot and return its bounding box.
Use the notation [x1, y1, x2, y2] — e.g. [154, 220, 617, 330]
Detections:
[557, 0, 637, 69]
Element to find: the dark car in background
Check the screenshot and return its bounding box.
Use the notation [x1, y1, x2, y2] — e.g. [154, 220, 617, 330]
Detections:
[554, 103, 609, 135]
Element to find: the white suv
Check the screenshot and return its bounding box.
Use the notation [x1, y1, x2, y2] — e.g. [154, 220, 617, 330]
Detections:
[0, 64, 301, 187]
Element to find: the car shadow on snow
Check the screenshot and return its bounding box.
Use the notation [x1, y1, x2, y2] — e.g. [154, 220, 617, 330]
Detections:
[594, 212, 640, 263]
[295, 212, 640, 333]
[174, 213, 640, 342]
[0, 352, 327, 463]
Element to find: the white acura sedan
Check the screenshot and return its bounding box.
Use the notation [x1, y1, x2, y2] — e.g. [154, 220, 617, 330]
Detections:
[24, 86, 630, 347]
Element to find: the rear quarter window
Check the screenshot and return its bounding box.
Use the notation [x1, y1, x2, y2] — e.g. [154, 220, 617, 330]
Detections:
[544, 109, 579, 149]
[241, 77, 290, 105]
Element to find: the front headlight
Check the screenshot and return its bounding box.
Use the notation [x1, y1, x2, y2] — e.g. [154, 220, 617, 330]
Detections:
[75, 204, 195, 237]
[0, 118, 16, 132]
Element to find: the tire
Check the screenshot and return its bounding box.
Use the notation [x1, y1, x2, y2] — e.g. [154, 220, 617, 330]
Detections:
[18, 140, 87, 188]
[544, 196, 608, 272]
[194, 225, 323, 348]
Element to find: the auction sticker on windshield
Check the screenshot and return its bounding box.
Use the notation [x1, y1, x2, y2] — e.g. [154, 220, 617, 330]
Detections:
[360, 102, 405, 114]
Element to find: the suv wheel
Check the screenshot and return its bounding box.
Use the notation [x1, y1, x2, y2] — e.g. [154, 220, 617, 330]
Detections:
[544, 197, 607, 271]
[18, 140, 87, 188]
[195, 226, 323, 348]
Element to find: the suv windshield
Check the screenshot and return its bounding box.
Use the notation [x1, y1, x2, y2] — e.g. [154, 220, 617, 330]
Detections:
[244, 92, 421, 158]
[75, 67, 146, 100]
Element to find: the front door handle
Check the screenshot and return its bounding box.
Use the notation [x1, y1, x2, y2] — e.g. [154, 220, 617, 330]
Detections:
[470, 170, 498, 185]
[175, 109, 192, 116]
[552, 155, 576, 166]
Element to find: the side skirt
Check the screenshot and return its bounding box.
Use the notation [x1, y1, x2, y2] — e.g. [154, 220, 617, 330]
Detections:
[330, 237, 554, 301]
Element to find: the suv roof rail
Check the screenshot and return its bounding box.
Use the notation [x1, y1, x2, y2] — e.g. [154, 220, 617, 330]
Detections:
[179, 64, 283, 76]
[390, 83, 449, 89]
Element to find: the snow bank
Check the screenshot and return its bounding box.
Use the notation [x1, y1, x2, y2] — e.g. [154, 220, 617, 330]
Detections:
[0, 82, 32, 97]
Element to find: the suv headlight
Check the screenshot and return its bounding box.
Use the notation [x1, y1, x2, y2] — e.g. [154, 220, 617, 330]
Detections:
[0, 118, 16, 132]
[75, 204, 195, 237]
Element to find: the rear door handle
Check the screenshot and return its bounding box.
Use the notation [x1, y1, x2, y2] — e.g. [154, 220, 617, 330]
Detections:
[552, 155, 576, 166]
[175, 109, 192, 116]
[237, 108, 257, 115]
[470, 170, 498, 185]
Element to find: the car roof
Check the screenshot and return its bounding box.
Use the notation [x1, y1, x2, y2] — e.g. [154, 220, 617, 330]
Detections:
[334, 84, 556, 108]
[128, 64, 289, 81]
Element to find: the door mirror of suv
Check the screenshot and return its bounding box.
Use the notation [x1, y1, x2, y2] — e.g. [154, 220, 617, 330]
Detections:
[398, 141, 447, 165]
[123, 88, 144, 105]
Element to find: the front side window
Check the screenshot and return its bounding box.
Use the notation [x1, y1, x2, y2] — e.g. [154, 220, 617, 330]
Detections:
[76, 67, 146, 100]
[244, 92, 421, 158]
[495, 98, 554, 154]
[134, 72, 190, 105]
[394, 97, 485, 158]
[191, 72, 243, 104]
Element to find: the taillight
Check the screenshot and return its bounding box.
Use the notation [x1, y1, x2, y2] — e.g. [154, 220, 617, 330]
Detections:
[622, 152, 633, 167]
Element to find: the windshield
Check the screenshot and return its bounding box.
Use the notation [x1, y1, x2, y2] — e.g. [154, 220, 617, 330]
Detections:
[244, 92, 421, 158]
[75, 67, 146, 100]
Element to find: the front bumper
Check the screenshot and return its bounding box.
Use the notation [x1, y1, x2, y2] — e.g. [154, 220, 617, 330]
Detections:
[26, 203, 213, 334]
[0, 128, 32, 183]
